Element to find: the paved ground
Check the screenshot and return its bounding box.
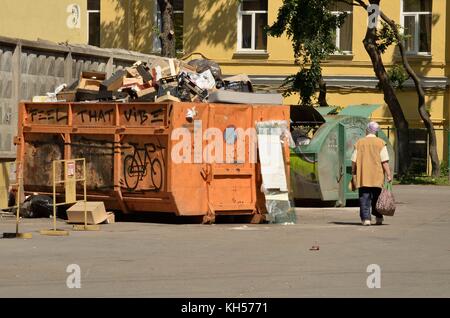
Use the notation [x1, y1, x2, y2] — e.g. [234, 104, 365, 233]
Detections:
[0, 185, 449, 297]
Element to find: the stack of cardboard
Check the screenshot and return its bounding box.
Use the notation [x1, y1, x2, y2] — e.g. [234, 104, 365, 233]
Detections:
[51, 58, 282, 105]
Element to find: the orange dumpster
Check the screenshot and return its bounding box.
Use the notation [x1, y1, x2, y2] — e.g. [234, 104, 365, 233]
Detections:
[16, 102, 290, 223]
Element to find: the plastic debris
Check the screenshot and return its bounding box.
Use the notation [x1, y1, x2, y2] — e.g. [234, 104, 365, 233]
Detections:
[309, 242, 320, 251]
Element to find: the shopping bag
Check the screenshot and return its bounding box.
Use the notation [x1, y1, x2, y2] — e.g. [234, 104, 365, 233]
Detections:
[376, 182, 396, 216]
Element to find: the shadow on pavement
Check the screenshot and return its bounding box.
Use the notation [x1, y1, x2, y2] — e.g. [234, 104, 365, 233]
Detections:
[330, 221, 388, 226]
[330, 221, 363, 226]
[115, 212, 256, 225]
[294, 199, 360, 208]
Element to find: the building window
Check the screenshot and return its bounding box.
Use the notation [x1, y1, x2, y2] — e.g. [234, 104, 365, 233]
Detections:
[87, 0, 100, 47]
[328, 1, 353, 54]
[409, 129, 428, 174]
[154, 0, 184, 53]
[237, 0, 268, 52]
[401, 0, 432, 54]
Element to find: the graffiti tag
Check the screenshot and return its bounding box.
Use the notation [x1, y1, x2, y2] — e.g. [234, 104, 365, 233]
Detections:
[28, 108, 68, 123]
[123, 107, 165, 125]
[76, 109, 114, 123]
[122, 140, 166, 192]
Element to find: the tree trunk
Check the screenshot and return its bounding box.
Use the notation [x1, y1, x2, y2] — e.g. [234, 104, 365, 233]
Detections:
[157, 0, 176, 58]
[361, 0, 410, 176]
[318, 76, 329, 106]
[380, 12, 440, 177]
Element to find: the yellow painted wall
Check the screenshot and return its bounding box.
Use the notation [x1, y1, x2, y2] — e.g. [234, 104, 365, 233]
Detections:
[101, 0, 129, 50]
[0, 0, 87, 44]
[184, 0, 239, 58]
[183, 0, 448, 77]
[100, 0, 154, 53]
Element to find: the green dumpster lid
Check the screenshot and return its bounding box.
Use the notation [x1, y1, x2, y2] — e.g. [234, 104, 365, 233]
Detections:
[315, 106, 339, 116]
[339, 104, 381, 118]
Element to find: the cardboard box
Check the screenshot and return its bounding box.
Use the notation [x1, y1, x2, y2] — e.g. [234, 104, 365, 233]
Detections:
[155, 92, 181, 103]
[122, 77, 144, 88]
[66, 201, 108, 225]
[103, 212, 115, 224]
[56, 90, 76, 102]
[80, 71, 107, 81]
[100, 69, 126, 91]
[126, 67, 140, 78]
[178, 61, 197, 73]
[79, 71, 107, 91]
[136, 87, 156, 98]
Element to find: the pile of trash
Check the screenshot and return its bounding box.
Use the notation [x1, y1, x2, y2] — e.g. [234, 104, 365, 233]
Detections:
[33, 58, 282, 105]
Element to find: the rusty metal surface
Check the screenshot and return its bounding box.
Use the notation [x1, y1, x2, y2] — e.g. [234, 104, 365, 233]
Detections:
[23, 134, 63, 190]
[71, 135, 114, 191]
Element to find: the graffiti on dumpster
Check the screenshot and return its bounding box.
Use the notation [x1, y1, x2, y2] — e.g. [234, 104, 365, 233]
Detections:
[73, 106, 166, 125]
[76, 109, 114, 123]
[121, 138, 166, 192]
[27, 108, 68, 123]
[122, 106, 165, 126]
[123, 107, 165, 125]
[27, 105, 166, 127]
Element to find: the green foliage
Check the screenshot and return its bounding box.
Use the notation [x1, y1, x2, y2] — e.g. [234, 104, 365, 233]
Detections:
[441, 161, 449, 176]
[267, 0, 346, 105]
[376, 21, 409, 54]
[395, 175, 449, 186]
[376, 21, 396, 54]
[395, 162, 449, 185]
[152, 25, 161, 37]
[387, 64, 409, 89]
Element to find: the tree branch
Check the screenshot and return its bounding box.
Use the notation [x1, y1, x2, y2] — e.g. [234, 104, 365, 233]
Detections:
[347, 0, 439, 176]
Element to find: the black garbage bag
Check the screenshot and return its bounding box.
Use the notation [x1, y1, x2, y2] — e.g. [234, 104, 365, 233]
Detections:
[19, 199, 33, 218]
[187, 59, 223, 81]
[19, 195, 53, 218]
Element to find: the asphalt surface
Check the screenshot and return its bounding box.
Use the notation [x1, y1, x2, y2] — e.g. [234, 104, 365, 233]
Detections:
[0, 185, 449, 297]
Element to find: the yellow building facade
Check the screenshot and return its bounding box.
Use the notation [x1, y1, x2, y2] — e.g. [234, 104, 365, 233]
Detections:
[100, 0, 450, 174]
[0, 0, 88, 44]
[0, 0, 449, 173]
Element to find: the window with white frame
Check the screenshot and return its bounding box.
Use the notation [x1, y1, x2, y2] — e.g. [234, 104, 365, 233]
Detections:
[328, 1, 353, 54]
[153, 0, 184, 53]
[401, 0, 432, 54]
[237, 0, 268, 52]
[87, 0, 100, 47]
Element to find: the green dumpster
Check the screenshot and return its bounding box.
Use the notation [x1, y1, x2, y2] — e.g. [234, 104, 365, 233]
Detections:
[290, 104, 395, 207]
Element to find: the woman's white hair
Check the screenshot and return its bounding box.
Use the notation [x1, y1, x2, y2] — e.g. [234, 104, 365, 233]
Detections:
[367, 121, 379, 134]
